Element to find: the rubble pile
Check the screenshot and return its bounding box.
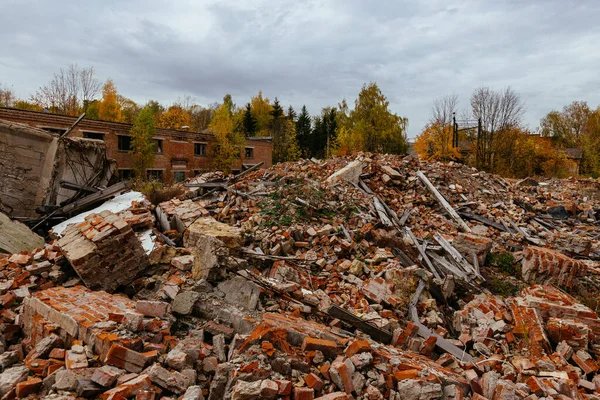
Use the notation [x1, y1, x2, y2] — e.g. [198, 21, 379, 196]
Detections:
[0, 153, 600, 399]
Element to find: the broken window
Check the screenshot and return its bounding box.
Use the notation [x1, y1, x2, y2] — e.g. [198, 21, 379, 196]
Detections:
[118, 135, 132, 151]
[194, 143, 207, 156]
[245, 147, 254, 159]
[83, 131, 105, 141]
[147, 169, 163, 181]
[41, 127, 67, 135]
[173, 171, 186, 182]
[117, 169, 134, 181]
[154, 139, 163, 154]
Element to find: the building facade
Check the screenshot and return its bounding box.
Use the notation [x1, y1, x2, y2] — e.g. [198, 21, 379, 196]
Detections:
[0, 107, 272, 183]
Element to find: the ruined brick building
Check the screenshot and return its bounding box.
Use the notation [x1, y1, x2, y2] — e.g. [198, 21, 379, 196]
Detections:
[0, 107, 273, 183]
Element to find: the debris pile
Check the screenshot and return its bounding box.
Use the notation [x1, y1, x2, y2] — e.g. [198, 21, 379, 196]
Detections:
[0, 153, 600, 399]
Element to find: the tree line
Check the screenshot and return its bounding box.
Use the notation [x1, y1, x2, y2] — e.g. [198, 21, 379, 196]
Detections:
[0, 64, 409, 175]
[415, 88, 600, 178]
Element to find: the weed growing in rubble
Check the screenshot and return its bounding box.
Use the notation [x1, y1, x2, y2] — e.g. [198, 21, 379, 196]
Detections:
[489, 277, 520, 297]
[487, 251, 518, 276]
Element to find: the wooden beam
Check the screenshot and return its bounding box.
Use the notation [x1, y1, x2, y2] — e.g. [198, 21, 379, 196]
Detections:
[416, 170, 471, 233]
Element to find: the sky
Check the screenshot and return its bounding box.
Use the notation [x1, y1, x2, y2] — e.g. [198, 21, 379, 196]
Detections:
[1, 0, 600, 138]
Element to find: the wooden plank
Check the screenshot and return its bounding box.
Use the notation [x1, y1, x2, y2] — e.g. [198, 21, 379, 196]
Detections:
[433, 232, 481, 279]
[416, 170, 471, 233]
[405, 228, 442, 281]
[458, 211, 508, 232]
[327, 304, 393, 344]
[408, 280, 474, 362]
[373, 197, 393, 227]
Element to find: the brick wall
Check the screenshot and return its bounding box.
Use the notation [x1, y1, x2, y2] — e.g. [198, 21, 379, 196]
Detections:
[0, 107, 273, 184]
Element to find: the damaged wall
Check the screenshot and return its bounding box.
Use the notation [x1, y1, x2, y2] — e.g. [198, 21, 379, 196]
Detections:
[0, 120, 59, 218]
[0, 119, 116, 219]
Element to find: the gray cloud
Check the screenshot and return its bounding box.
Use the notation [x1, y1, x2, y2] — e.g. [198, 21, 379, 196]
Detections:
[1, 0, 600, 137]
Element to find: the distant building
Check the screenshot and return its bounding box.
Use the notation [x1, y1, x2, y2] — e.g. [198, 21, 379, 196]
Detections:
[0, 107, 272, 184]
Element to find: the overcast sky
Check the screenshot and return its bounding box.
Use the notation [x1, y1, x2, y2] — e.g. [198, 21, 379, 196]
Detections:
[1, 0, 600, 138]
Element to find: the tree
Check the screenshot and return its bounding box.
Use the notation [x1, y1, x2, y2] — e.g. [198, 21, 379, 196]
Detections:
[118, 96, 140, 124]
[32, 64, 99, 115]
[158, 104, 191, 129]
[0, 83, 15, 107]
[12, 100, 43, 111]
[296, 105, 312, 158]
[336, 83, 408, 155]
[98, 79, 122, 122]
[209, 103, 245, 173]
[287, 105, 297, 122]
[270, 98, 284, 119]
[242, 103, 258, 136]
[270, 110, 300, 163]
[250, 91, 273, 136]
[470, 86, 525, 170]
[540, 101, 592, 147]
[414, 95, 460, 161]
[130, 105, 156, 181]
[190, 104, 216, 132]
[414, 122, 461, 161]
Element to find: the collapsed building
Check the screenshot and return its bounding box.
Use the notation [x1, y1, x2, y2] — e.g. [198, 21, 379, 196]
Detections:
[0, 153, 600, 399]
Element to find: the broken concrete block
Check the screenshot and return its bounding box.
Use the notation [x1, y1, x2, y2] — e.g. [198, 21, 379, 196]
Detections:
[183, 217, 242, 280]
[53, 369, 79, 392]
[0, 212, 45, 254]
[172, 254, 195, 271]
[172, 291, 201, 315]
[326, 160, 364, 185]
[217, 276, 261, 310]
[147, 363, 191, 394]
[182, 385, 205, 400]
[156, 198, 208, 233]
[396, 379, 443, 400]
[0, 365, 29, 397]
[166, 348, 192, 371]
[58, 210, 149, 292]
[231, 380, 261, 400]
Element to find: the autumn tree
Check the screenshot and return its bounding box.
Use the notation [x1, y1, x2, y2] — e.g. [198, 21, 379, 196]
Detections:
[250, 91, 273, 136]
[158, 104, 191, 129]
[414, 95, 460, 161]
[12, 100, 43, 111]
[190, 105, 216, 132]
[209, 102, 245, 173]
[296, 105, 312, 158]
[32, 64, 100, 115]
[414, 122, 461, 161]
[98, 79, 122, 122]
[119, 96, 141, 124]
[469, 86, 525, 171]
[0, 83, 15, 107]
[242, 103, 257, 136]
[130, 105, 156, 181]
[540, 101, 592, 147]
[336, 83, 408, 155]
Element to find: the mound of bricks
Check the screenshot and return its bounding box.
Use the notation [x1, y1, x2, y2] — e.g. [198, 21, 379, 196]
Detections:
[58, 210, 148, 292]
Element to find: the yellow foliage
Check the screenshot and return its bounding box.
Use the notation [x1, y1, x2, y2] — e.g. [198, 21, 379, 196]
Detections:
[250, 91, 273, 135]
[98, 79, 121, 122]
[208, 104, 244, 173]
[414, 122, 461, 161]
[158, 105, 191, 129]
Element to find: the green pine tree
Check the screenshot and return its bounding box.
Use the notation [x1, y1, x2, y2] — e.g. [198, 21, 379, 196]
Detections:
[242, 103, 258, 136]
[296, 105, 312, 158]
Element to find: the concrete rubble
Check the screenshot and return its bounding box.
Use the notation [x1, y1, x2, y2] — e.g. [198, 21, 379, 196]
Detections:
[0, 153, 599, 399]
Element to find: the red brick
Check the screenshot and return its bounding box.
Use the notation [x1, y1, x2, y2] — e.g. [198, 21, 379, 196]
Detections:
[305, 373, 324, 391]
[15, 378, 42, 397]
[293, 387, 315, 400]
[344, 339, 371, 357]
[301, 337, 339, 358]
